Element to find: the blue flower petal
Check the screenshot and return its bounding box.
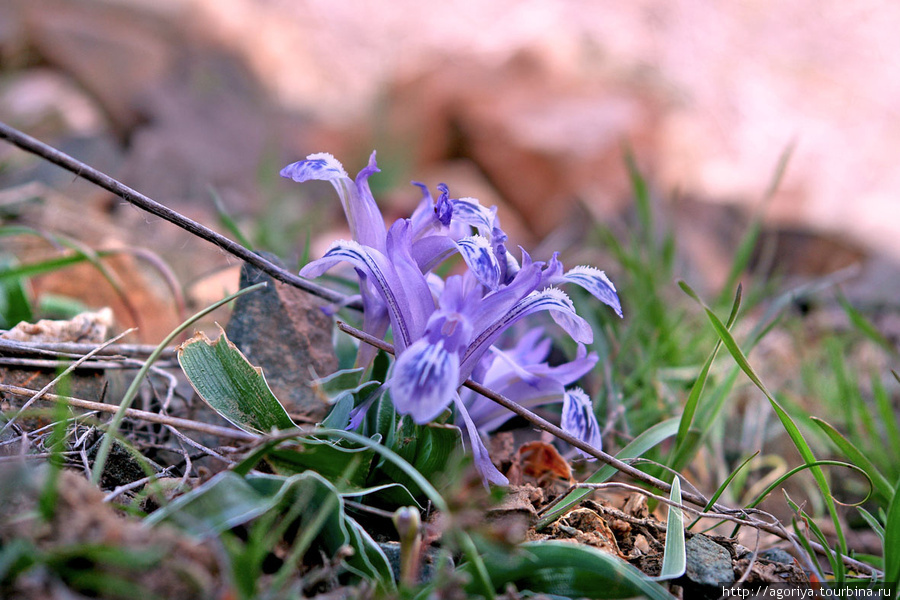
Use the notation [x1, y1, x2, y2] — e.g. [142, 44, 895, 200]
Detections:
[454, 395, 508, 487]
[561, 388, 603, 459]
[280, 152, 348, 182]
[450, 198, 496, 236]
[299, 239, 417, 349]
[282, 151, 386, 251]
[464, 288, 593, 372]
[456, 235, 501, 290]
[390, 338, 459, 424]
[560, 266, 623, 318]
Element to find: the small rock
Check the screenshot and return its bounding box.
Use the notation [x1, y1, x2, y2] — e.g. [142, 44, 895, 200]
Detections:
[87, 434, 160, 491]
[225, 253, 338, 422]
[758, 548, 795, 565]
[683, 533, 735, 588]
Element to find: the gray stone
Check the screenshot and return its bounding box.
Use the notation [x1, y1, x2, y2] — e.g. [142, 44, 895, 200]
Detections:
[684, 533, 735, 587]
[758, 548, 795, 565]
[225, 253, 338, 422]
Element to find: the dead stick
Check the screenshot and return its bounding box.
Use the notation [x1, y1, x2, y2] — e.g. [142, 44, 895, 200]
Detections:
[0, 383, 255, 442]
[0, 121, 358, 309]
[334, 320, 879, 576]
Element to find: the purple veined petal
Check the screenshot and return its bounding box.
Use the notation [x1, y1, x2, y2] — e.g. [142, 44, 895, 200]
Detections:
[390, 338, 459, 424]
[347, 384, 387, 430]
[456, 235, 501, 291]
[541, 252, 565, 284]
[411, 234, 457, 273]
[464, 257, 543, 338]
[454, 395, 508, 487]
[461, 287, 593, 379]
[348, 151, 388, 250]
[384, 220, 438, 345]
[434, 184, 453, 227]
[483, 345, 543, 389]
[280, 152, 348, 182]
[299, 239, 416, 349]
[449, 198, 496, 236]
[409, 182, 440, 240]
[505, 327, 552, 366]
[425, 272, 445, 299]
[555, 265, 623, 318]
[561, 387, 603, 459]
[281, 151, 386, 251]
[356, 300, 390, 369]
[533, 345, 598, 387]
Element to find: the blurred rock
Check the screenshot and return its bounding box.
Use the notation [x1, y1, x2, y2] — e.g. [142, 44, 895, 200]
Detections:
[381, 53, 663, 237]
[12, 0, 183, 133]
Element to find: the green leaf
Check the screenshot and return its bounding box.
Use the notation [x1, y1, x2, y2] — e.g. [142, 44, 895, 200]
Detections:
[177, 329, 295, 434]
[671, 285, 742, 470]
[373, 417, 463, 504]
[837, 292, 897, 356]
[856, 507, 885, 545]
[469, 540, 672, 599]
[885, 477, 900, 593]
[146, 470, 394, 587]
[264, 437, 375, 488]
[810, 417, 893, 505]
[655, 476, 685, 580]
[537, 418, 679, 530]
[0, 255, 33, 327]
[314, 427, 494, 599]
[92, 282, 267, 485]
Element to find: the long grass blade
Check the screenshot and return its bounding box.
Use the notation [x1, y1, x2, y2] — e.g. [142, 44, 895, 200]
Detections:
[687, 451, 758, 531]
[885, 477, 900, 593]
[680, 280, 848, 556]
[810, 417, 893, 505]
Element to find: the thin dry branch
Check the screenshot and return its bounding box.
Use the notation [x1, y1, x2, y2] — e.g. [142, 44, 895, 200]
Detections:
[0, 120, 358, 309]
[0, 383, 255, 442]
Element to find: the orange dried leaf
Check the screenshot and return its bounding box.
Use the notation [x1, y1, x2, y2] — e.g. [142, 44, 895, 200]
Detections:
[518, 441, 573, 482]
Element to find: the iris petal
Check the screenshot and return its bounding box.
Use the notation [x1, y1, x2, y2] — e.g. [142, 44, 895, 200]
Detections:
[390, 338, 459, 424]
[450, 198, 496, 236]
[456, 235, 501, 290]
[454, 395, 509, 487]
[299, 240, 415, 349]
[463, 287, 592, 377]
[279, 152, 348, 181]
[561, 388, 603, 459]
[560, 265, 623, 318]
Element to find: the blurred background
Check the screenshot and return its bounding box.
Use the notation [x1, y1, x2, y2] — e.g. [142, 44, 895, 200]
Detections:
[1, 0, 899, 339]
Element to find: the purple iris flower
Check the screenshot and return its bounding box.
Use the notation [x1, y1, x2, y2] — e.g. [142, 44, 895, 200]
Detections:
[282, 152, 501, 366]
[282, 152, 621, 485]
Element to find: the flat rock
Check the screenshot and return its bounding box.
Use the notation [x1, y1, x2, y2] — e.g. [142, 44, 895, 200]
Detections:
[225, 253, 338, 422]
